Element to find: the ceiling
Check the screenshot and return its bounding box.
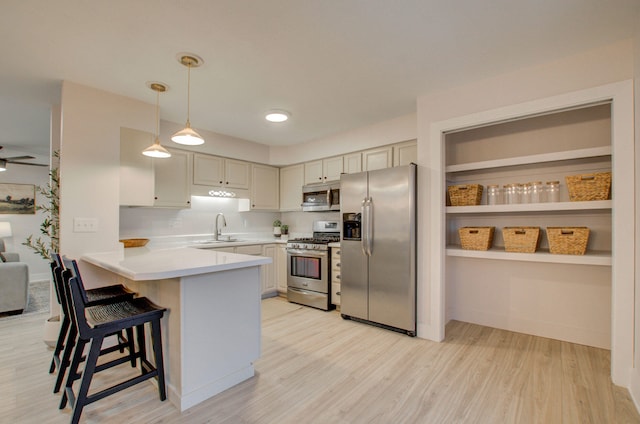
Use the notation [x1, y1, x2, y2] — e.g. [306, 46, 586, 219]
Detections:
[0, 0, 638, 163]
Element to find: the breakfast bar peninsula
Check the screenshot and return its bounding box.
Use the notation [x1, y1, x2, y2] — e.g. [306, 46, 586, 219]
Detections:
[81, 246, 271, 411]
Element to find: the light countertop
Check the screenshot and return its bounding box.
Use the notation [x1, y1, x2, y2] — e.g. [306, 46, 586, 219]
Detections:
[82, 246, 271, 281]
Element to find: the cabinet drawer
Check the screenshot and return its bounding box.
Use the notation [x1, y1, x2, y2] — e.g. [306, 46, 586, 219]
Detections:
[235, 245, 263, 255]
[331, 282, 341, 306]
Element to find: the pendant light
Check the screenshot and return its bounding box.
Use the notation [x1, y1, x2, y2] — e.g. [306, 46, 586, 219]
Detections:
[0, 159, 6, 172]
[172, 53, 204, 146]
[142, 82, 172, 158]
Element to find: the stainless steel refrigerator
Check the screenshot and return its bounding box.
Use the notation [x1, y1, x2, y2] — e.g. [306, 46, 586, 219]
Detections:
[340, 164, 417, 336]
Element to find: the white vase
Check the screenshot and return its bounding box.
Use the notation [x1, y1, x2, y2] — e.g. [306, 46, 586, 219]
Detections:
[273, 227, 282, 237]
[43, 315, 60, 348]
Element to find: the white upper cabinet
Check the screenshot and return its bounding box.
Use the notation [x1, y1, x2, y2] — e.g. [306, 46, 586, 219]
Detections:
[280, 164, 304, 211]
[119, 128, 155, 206]
[193, 153, 250, 189]
[362, 146, 393, 171]
[154, 148, 191, 208]
[304, 156, 343, 184]
[343, 152, 362, 174]
[393, 140, 417, 167]
[304, 159, 324, 184]
[251, 163, 279, 210]
[323, 156, 344, 182]
[225, 158, 251, 189]
[193, 154, 224, 186]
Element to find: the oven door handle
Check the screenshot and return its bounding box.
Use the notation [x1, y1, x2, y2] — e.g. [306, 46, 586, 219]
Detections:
[286, 249, 328, 258]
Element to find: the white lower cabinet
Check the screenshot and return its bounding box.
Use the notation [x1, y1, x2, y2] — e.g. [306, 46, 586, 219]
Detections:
[209, 244, 277, 297]
[331, 246, 341, 306]
[276, 245, 288, 294]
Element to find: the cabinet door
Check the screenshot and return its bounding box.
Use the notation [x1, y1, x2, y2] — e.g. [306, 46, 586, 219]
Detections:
[323, 156, 343, 182]
[344, 152, 362, 174]
[225, 158, 251, 189]
[279, 164, 304, 211]
[119, 128, 154, 206]
[193, 154, 224, 185]
[261, 244, 277, 296]
[363, 147, 393, 171]
[393, 140, 417, 167]
[304, 160, 323, 185]
[251, 164, 279, 210]
[276, 245, 288, 293]
[154, 149, 191, 208]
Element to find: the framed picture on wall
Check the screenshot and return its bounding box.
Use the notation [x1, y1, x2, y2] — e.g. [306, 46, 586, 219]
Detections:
[0, 183, 36, 214]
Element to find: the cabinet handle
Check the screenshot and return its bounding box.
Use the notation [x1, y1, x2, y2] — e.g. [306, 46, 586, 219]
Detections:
[336, 263, 340, 267]
[336, 291, 341, 295]
[219, 180, 223, 184]
[336, 275, 340, 279]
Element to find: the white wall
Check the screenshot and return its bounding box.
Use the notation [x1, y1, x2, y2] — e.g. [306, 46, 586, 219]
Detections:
[159, 120, 270, 164]
[0, 163, 51, 281]
[59, 81, 156, 286]
[630, 13, 640, 410]
[269, 113, 416, 165]
[120, 197, 279, 240]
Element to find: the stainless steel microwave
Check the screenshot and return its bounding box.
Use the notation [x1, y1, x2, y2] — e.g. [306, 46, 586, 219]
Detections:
[301, 182, 340, 211]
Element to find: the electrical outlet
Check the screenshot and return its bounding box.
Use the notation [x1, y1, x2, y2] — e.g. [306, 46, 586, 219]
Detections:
[73, 217, 98, 233]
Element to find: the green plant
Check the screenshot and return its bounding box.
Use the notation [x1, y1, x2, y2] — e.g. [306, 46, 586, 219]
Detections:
[23, 151, 59, 261]
[280, 224, 288, 233]
[273, 219, 281, 227]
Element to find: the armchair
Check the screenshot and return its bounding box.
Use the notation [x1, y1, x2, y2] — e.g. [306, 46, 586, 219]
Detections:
[0, 239, 29, 314]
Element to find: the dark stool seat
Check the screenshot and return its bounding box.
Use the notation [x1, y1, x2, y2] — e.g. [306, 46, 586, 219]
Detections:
[48, 253, 136, 394]
[60, 258, 166, 424]
[85, 284, 136, 306]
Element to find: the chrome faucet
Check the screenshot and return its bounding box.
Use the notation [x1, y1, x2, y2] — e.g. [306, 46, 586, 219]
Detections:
[214, 213, 227, 241]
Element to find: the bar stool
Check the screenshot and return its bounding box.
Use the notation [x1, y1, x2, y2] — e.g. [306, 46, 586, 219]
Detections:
[60, 258, 167, 424]
[48, 253, 136, 394]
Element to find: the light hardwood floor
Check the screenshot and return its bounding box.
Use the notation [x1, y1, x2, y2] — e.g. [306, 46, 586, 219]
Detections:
[1, 297, 639, 423]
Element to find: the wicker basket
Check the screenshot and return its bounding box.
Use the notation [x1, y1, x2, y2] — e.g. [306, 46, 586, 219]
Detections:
[119, 238, 149, 248]
[459, 227, 495, 251]
[502, 227, 540, 253]
[565, 172, 611, 201]
[448, 184, 483, 206]
[547, 227, 590, 255]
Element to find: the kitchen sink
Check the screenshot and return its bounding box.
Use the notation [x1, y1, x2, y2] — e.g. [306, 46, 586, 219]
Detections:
[194, 238, 239, 244]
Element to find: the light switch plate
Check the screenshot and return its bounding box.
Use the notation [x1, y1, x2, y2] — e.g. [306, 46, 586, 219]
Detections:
[73, 217, 98, 233]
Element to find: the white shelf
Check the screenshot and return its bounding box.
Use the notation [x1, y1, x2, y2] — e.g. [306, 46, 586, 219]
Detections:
[446, 246, 611, 266]
[445, 146, 612, 173]
[446, 200, 612, 214]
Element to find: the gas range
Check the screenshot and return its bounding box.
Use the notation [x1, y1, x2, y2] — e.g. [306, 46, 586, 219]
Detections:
[286, 237, 338, 251]
[286, 220, 340, 251]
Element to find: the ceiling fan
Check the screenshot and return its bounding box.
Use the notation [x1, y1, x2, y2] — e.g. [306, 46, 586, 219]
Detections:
[0, 146, 48, 171]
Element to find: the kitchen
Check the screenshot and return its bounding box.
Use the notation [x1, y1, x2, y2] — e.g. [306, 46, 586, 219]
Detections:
[1, 1, 640, 422]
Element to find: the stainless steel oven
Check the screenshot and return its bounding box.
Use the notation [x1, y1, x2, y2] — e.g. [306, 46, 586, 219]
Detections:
[286, 220, 339, 310]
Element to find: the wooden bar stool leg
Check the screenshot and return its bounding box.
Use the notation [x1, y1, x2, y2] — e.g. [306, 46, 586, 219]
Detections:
[60, 336, 85, 410]
[54, 325, 77, 394]
[151, 319, 166, 401]
[70, 336, 104, 424]
[126, 327, 136, 366]
[136, 324, 146, 366]
[49, 314, 70, 374]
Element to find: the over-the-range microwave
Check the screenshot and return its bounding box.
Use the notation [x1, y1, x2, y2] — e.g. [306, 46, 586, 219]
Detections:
[301, 182, 340, 212]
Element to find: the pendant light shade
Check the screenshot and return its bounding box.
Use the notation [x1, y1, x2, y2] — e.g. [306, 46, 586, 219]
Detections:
[0, 159, 6, 172]
[143, 82, 172, 158]
[172, 54, 204, 146]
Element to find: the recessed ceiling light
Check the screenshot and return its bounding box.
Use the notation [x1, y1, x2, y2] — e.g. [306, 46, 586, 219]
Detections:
[265, 110, 290, 123]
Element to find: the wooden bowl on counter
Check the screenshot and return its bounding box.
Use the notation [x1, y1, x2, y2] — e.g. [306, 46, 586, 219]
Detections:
[119, 238, 149, 248]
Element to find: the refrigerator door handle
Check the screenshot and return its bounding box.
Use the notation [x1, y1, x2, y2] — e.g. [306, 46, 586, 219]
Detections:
[365, 197, 373, 256]
[361, 198, 368, 255]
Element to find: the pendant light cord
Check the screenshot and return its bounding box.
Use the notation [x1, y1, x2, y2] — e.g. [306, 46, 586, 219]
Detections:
[155, 89, 160, 141]
[186, 63, 191, 126]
